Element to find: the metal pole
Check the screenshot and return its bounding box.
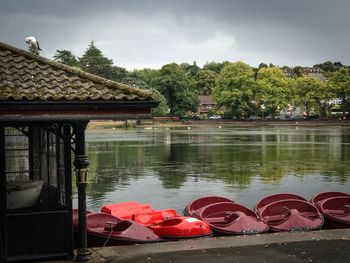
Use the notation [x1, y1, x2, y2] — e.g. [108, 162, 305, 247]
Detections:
[73, 122, 90, 262]
[0, 125, 7, 263]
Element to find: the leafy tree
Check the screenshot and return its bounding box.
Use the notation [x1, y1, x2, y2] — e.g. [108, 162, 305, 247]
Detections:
[203, 61, 228, 74]
[153, 63, 198, 116]
[328, 68, 350, 116]
[53, 50, 79, 67]
[190, 69, 218, 95]
[150, 89, 169, 116]
[258, 63, 268, 69]
[314, 61, 336, 72]
[180, 62, 200, 78]
[78, 41, 115, 79]
[294, 76, 329, 117]
[213, 61, 257, 116]
[293, 66, 303, 77]
[131, 68, 160, 88]
[256, 67, 291, 115]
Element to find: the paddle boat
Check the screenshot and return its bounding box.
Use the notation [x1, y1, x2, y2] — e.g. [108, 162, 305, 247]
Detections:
[148, 216, 212, 239]
[102, 201, 210, 239]
[72, 209, 160, 246]
[311, 192, 350, 228]
[101, 201, 154, 220]
[255, 193, 307, 217]
[258, 199, 323, 232]
[199, 202, 268, 235]
[184, 196, 235, 218]
[310, 191, 350, 209]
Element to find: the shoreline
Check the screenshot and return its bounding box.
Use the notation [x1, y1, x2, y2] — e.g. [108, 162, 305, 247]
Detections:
[87, 119, 350, 130]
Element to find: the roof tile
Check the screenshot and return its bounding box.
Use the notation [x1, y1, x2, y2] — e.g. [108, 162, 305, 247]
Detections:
[0, 42, 153, 102]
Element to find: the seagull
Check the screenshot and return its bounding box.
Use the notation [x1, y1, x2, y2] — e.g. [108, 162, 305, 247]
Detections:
[25, 36, 42, 51]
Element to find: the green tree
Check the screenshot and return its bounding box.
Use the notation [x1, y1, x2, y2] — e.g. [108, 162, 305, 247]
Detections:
[190, 69, 218, 95]
[53, 50, 79, 67]
[314, 61, 336, 72]
[256, 67, 291, 115]
[131, 68, 160, 88]
[294, 76, 329, 117]
[213, 61, 256, 116]
[153, 63, 198, 116]
[78, 41, 115, 79]
[328, 68, 350, 116]
[150, 89, 169, 116]
[293, 66, 303, 77]
[258, 62, 268, 69]
[180, 62, 200, 78]
[203, 61, 228, 74]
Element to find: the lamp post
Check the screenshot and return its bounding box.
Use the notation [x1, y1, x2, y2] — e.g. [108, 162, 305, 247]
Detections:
[261, 104, 266, 120]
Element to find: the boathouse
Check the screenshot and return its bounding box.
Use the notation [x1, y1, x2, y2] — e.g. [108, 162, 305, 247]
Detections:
[0, 42, 157, 262]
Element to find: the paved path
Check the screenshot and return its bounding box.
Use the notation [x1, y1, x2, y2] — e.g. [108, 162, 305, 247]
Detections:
[44, 229, 350, 263]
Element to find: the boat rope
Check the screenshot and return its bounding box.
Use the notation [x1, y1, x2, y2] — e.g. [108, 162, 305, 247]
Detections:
[103, 221, 117, 247]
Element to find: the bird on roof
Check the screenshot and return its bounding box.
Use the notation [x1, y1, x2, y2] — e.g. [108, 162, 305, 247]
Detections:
[25, 36, 42, 53]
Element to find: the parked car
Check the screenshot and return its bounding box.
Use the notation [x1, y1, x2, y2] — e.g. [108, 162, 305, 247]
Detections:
[209, 115, 222, 120]
[191, 114, 203, 120]
[248, 115, 261, 120]
[291, 114, 305, 120]
[266, 114, 281, 120]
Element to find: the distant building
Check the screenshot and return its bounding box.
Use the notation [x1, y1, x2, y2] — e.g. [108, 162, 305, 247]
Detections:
[282, 67, 324, 79]
[197, 95, 216, 115]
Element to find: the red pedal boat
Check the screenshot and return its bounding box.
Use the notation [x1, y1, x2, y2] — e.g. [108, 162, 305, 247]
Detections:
[148, 216, 212, 239]
[184, 196, 235, 218]
[311, 192, 350, 228]
[255, 193, 306, 217]
[310, 192, 350, 209]
[259, 199, 323, 232]
[101, 201, 154, 219]
[199, 202, 268, 235]
[72, 209, 160, 246]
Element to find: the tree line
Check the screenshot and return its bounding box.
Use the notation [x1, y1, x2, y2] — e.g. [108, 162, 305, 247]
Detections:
[53, 41, 350, 118]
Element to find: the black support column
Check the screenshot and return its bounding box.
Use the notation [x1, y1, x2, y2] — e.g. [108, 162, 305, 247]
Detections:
[0, 125, 6, 263]
[73, 122, 90, 262]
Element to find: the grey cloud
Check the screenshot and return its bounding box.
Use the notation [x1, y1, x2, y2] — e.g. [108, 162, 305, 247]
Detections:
[0, 0, 349, 69]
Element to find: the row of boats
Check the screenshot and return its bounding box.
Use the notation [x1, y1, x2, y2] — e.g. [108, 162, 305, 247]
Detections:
[73, 191, 350, 247]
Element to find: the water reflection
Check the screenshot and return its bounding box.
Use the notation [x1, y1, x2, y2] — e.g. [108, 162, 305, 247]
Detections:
[83, 126, 350, 212]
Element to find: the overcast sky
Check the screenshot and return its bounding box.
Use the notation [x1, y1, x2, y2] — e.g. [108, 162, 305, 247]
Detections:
[1, 0, 349, 70]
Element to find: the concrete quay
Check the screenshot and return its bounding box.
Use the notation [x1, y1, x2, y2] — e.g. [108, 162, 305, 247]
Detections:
[44, 228, 350, 263]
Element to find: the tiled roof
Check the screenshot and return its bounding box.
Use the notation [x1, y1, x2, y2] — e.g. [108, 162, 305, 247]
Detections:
[0, 42, 153, 101]
[198, 95, 215, 105]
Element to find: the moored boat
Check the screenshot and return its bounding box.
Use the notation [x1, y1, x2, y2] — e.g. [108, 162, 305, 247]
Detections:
[316, 196, 350, 229]
[199, 202, 269, 235]
[101, 201, 154, 219]
[184, 196, 235, 218]
[310, 191, 350, 210]
[148, 216, 212, 239]
[72, 209, 160, 246]
[255, 193, 306, 217]
[132, 209, 177, 225]
[259, 199, 323, 232]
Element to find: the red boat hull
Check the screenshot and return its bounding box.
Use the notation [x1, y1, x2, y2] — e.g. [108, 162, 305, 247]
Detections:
[318, 196, 350, 228]
[259, 199, 323, 232]
[148, 216, 212, 239]
[73, 209, 160, 246]
[255, 193, 306, 217]
[184, 196, 235, 219]
[200, 202, 268, 235]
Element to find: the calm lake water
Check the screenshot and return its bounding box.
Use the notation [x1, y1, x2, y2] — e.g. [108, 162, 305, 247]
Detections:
[83, 125, 350, 213]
